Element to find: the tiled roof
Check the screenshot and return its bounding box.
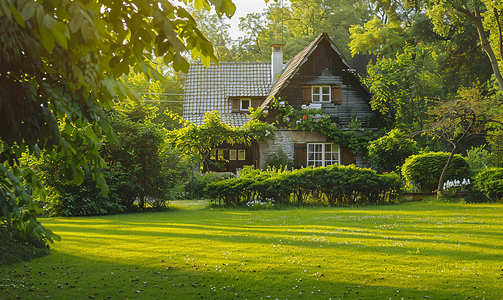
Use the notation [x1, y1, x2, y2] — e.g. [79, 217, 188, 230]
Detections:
[260, 33, 352, 109]
[183, 62, 272, 126]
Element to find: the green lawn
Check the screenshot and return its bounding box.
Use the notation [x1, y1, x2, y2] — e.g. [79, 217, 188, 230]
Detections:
[1, 201, 502, 299]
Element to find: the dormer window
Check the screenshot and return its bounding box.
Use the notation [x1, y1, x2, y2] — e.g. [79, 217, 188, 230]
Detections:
[312, 86, 331, 102]
[240, 99, 251, 111]
[231, 98, 260, 113]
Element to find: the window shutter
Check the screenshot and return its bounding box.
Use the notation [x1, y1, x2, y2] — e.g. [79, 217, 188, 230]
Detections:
[331, 85, 342, 105]
[231, 99, 240, 112]
[340, 147, 355, 165]
[302, 86, 311, 104]
[294, 143, 307, 168]
[251, 99, 260, 109]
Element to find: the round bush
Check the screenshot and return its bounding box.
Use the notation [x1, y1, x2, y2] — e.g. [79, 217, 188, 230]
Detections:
[401, 152, 470, 192]
[368, 129, 419, 173]
[473, 167, 503, 201]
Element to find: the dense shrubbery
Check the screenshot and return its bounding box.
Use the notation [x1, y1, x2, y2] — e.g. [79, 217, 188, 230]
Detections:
[265, 150, 294, 170]
[367, 129, 419, 173]
[32, 101, 190, 216]
[0, 221, 49, 265]
[470, 168, 503, 202]
[204, 165, 402, 206]
[401, 152, 470, 192]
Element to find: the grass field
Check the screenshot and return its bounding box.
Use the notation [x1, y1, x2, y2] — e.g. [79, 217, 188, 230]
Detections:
[1, 200, 502, 299]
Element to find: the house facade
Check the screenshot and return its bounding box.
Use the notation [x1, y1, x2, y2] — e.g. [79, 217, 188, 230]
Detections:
[183, 33, 378, 173]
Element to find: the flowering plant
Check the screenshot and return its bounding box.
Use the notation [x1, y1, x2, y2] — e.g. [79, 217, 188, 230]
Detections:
[403, 181, 420, 193]
[443, 178, 471, 197]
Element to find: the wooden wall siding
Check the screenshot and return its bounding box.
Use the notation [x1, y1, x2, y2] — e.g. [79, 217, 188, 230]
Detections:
[204, 142, 257, 173]
[297, 39, 346, 76]
[278, 75, 376, 127]
[340, 147, 356, 165]
[294, 143, 307, 168]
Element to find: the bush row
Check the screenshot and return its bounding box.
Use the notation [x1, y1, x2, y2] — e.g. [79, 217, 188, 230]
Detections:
[204, 165, 402, 206]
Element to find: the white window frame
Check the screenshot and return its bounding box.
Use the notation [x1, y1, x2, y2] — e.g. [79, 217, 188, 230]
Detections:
[238, 150, 246, 160]
[307, 143, 339, 167]
[312, 86, 331, 102]
[229, 150, 236, 160]
[240, 98, 251, 111]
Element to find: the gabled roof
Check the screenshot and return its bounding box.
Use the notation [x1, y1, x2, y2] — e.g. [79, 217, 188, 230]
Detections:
[183, 62, 272, 126]
[260, 33, 352, 109]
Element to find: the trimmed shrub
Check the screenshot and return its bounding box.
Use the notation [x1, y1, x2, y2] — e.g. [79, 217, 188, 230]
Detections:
[368, 129, 419, 173]
[401, 152, 470, 192]
[204, 165, 402, 206]
[472, 167, 503, 201]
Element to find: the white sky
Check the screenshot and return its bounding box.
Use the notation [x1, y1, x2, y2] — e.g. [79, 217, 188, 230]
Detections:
[228, 0, 269, 39]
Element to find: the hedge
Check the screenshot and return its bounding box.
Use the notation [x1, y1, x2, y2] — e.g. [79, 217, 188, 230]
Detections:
[401, 152, 470, 192]
[204, 165, 402, 206]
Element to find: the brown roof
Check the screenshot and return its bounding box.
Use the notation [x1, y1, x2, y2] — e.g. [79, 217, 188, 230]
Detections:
[260, 33, 352, 109]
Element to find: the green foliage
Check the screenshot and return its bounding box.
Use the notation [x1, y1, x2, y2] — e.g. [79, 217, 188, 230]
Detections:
[349, 16, 404, 57]
[472, 168, 503, 202]
[182, 172, 229, 200]
[364, 44, 438, 129]
[265, 150, 294, 170]
[235, 0, 365, 62]
[466, 145, 498, 169]
[0, 0, 235, 241]
[167, 110, 275, 170]
[205, 164, 402, 206]
[48, 172, 126, 217]
[368, 129, 419, 173]
[0, 221, 49, 265]
[401, 152, 470, 192]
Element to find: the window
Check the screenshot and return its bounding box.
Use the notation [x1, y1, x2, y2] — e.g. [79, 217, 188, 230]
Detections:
[229, 150, 236, 160]
[238, 150, 246, 160]
[312, 86, 331, 102]
[307, 143, 339, 167]
[240, 99, 251, 111]
[210, 149, 225, 160]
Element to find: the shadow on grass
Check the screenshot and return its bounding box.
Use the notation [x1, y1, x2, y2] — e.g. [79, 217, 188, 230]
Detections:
[0, 251, 488, 299]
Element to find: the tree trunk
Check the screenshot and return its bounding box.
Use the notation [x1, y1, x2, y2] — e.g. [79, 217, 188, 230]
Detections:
[437, 145, 457, 196]
[458, 6, 503, 91]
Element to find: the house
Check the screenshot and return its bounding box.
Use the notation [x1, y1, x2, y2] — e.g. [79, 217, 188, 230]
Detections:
[183, 33, 378, 173]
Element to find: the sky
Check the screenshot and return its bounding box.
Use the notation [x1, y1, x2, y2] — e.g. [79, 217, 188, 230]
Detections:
[227, 0, 269, 39]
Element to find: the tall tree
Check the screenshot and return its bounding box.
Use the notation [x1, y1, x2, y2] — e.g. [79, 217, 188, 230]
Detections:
[0, 0, 235, 240]
[426, 0, 503, 91]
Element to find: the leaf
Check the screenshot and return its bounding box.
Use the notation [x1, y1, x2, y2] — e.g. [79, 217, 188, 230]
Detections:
[96, 176, 109, 196]
[40, 27, 55, 53]
[51, 22, 68, 49]
[9, 4, 25, 27]
[74, 168, 85, 186]
[41, 13, 57, 29]
[20, 1, 36, 21]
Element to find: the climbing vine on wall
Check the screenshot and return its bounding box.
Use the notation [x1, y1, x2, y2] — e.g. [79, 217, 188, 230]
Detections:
[269, 98, 383, 158]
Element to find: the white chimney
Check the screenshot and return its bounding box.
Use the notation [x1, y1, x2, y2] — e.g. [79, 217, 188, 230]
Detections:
[270, 43, 285, 83]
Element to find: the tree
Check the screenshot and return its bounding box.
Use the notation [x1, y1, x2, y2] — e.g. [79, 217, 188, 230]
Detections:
[0, 0, 236, 241]
[364, 44, 438, 129]
[167, 110, 275, 170]
[419, 88, 503, 194]
[426, 0, 503, 91]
